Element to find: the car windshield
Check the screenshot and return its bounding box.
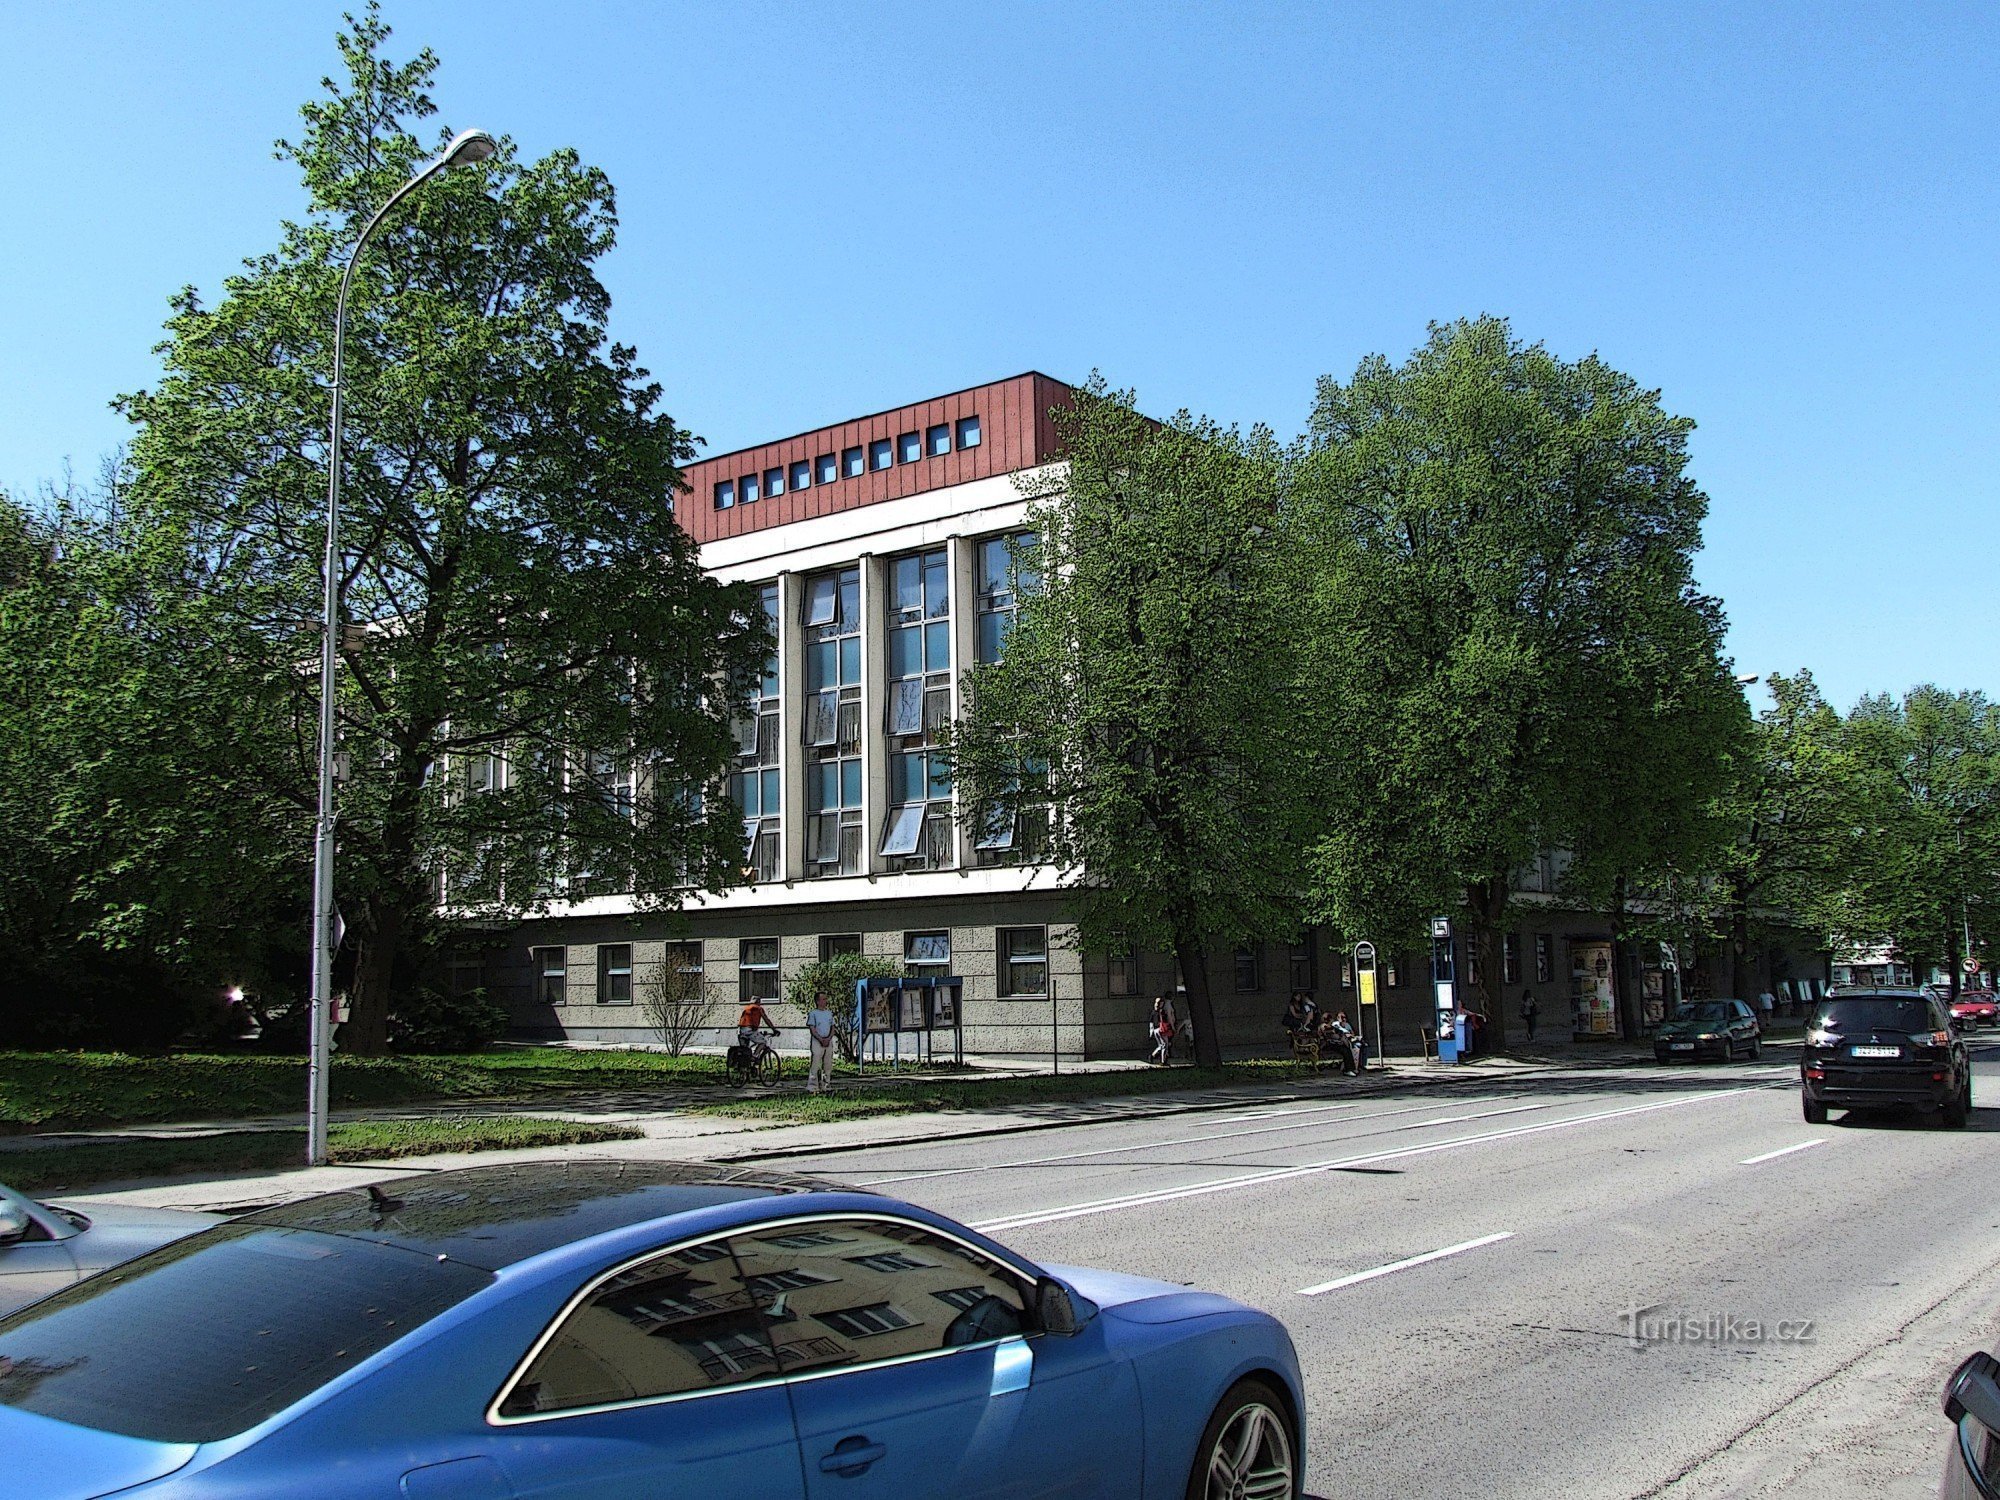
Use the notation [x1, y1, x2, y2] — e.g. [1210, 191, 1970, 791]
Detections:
[1671, 1003, 1734, 1023]
[1811, 999, 1932, 1033]
[0, 1223, 490, 1443]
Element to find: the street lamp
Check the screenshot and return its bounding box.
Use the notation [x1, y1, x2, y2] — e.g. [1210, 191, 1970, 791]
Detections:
[307, 128, 496, 1167]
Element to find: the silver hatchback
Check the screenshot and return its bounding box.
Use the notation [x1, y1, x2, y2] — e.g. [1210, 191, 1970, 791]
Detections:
[0, 1180, 220, 1314]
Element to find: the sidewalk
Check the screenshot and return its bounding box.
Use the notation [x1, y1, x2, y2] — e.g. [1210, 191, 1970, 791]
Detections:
[48, 1058, 1500, 1214]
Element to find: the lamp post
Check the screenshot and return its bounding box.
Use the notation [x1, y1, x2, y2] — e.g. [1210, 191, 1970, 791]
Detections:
[307, 128, 496, 1167]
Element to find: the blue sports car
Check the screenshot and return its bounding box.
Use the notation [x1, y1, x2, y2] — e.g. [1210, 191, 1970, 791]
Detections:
[0, 1160, 1304, 1499]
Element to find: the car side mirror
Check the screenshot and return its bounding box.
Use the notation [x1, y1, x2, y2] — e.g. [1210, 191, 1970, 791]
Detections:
[1944, 1350, 2000, 1499]
[1034, 1277, 1094, 1337]
[0, 1200, 30, 1246]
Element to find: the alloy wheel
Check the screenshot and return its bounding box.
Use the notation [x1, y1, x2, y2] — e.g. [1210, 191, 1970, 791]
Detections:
[1203, 1399, 1294, 1500]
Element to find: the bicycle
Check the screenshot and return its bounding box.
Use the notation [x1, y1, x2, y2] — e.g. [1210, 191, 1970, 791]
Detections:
[726, 1031, 782, 1087]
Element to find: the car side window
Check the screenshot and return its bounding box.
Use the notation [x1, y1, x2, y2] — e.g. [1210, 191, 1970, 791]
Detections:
[728, 1217, 1031, 1381]
[497, 1240, 777, 1418]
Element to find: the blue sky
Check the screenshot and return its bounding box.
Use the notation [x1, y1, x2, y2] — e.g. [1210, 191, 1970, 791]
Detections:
[3, 2, 1994, 710]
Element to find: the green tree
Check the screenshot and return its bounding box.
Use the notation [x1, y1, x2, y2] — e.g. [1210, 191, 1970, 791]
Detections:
[1838, 685, 2000, 993]
[947, 380, 1312, 1067]
[0, 486, 296, 1046]
[1711, 672, 1865, 997]
[115, 8, 767, 1052]
[784, 952, 901, 1064]
[1290, 317, 1721, 1042]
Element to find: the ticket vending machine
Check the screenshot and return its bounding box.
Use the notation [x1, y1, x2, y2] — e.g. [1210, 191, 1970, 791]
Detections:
[1431, 916, 1465, 1063]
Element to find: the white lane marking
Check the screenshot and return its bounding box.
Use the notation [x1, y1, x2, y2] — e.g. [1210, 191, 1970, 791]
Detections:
[1298, 1232, 1515, 1296]
[1740, 1138, 1826, 1166]
[973, 1088, 1758, 1234]
[1409, 1103, 1551, 1128]
[847, 1097, 1512, 1187]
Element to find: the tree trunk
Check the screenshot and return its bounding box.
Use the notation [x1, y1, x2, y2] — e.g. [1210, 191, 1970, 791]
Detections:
[1945, 923, 1963, 1001]
[1463, 876, 1509, 1049]
[1726, 874, 1751, 999]
[1173, 930, 1222, 1069]
[342, 899, 402, 1055]
[1610, 873, 1642, 1041]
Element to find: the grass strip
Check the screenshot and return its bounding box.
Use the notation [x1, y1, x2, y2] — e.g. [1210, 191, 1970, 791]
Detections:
[691, 1062, 1293, 1125]
[3, 1116, 642, 1194]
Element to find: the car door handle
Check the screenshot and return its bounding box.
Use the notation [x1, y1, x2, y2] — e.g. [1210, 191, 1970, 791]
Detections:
[819, 1436, 887, 1476]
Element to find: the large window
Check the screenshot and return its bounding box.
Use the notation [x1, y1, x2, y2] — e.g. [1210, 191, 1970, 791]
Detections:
[533, 946, 566, 1007]
[731, 583, 782, 883]
[999, 927, 1048, 997]
[1504, 932, 1522, 986]
[598, 944, 633, 1006]
[727, 1216, 1028, 1376]
[975, 531, 1041, 665]
[803, 567, 863, 877]
[883, 547, 954, 871]
[739, 939, 780, 1003]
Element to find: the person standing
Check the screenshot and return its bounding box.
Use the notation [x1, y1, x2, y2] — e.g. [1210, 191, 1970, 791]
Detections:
[805, 990, 836, 1093]
[1756, 988, 1775, 1033]
[1521, 989, 1539, 1042]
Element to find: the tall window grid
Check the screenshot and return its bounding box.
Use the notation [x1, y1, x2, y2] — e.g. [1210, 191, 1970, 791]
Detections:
[803, 568, 863, 876]
[973, 532, 1049, 868]
[882, 548, 954, 871]
[732, 583, 782, 883]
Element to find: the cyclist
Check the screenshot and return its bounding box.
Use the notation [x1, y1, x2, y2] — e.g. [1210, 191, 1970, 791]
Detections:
[737, 997, 779, 1066]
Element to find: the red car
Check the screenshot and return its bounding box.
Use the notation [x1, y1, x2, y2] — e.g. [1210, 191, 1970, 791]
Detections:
[1950, 994, 1999, 1029]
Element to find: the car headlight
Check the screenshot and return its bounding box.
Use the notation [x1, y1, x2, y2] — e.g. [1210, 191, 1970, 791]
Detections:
[1697, 1032, 1719, 1041]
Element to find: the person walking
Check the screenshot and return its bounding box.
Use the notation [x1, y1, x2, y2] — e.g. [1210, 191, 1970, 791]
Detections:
[1756, 988, 1776, 1033]
[805, 990, 836, 1093]
[1521, 989, 1539, 1042]
[1149, 995, 1176, 1065]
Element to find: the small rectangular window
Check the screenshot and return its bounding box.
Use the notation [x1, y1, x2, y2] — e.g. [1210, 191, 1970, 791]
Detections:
[1503, 931, 1522, 986]
[1534, 933, 1553, 984]
[957, 415, 982, 449]
[927, 423, 950, 457]
[869, 438, 893, 471]
[819, 933, 861, 960]
[790, 459, 811, 491]
[597, 944, 633, 1005]
[1288, 937, 1316, 994]
[999, 927, 1048, 997]
[1233, 944, 1263, 994]
[532, 946, 566, 1007]
[886, 679, 925, 737]
[765, 466, 784, 497]
[898, 431, 921, 463]
[714, 479, 735, 509]
[739, 938, 780, 1003]
[843, 446, 865, 479]
[740, 473, 760, 504]
[1108, 948, 1139, 997]
[906, 931, 950, 973]
[818, 453, 838, 484]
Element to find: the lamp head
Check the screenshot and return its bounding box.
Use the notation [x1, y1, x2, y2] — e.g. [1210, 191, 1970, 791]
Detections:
[441, 129, 497, 168]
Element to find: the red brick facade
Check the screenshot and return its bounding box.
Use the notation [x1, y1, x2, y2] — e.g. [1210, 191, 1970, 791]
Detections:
[676, 372, 1073, 544]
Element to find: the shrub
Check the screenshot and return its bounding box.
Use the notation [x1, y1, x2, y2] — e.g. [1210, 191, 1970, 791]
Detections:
[388, 984, 508, 1054]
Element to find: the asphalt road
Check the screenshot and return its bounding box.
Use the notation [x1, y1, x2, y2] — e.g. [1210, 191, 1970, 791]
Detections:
[764, 1040, 2000, 1500]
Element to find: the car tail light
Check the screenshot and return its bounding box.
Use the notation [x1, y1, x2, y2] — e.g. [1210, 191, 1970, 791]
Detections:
[1930, 1030, 1951, 1046]
[1933, 1070, 1947, 1082]
[1805, 1066, 1825, 1080]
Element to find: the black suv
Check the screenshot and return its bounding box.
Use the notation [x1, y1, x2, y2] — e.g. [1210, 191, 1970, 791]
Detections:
[1800, 988, 1973, 1127]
